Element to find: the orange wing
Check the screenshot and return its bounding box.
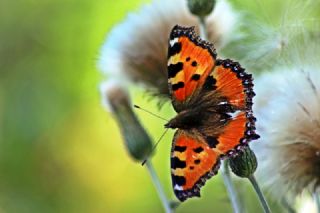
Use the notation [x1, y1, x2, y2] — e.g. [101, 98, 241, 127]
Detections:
[200, 59, 259, 157]
[168, 27, 260, 202]
[209, 59, 255, 110]
[167, 25, 216, 112]
[170, 112, 258, 202]
[171, 130, 221, 202]
[215, 112, 249, 154]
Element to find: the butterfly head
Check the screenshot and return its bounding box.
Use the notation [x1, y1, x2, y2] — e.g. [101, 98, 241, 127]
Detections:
[164, 117, 178, 129]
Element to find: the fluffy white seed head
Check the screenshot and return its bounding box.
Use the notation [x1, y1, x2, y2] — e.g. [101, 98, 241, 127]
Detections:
[99, 80, 130, 113]
[98, 0, 239, 98]
[253, 67, 320, 199]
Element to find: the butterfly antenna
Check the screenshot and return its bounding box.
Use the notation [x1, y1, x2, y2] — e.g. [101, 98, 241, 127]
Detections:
[141, 128, 169, 166]
[134, 105, 168, 122]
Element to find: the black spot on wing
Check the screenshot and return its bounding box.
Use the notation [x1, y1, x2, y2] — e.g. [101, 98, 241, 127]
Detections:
[191, 61, 197, 67]
[203, 75, 217, 90]
[207, 136, 219, 148]
[191, 74, 200, 81]
[174, 145, 187, 152]
[168, 62, 183, 78]
[168, 42, 182, 58]
[193, 147, 204, 153]
[172, 175, 186, 186]
[186, 57, 191, 61]
[171, 157, 187, 169]
[172, 82, 184, 91]
[194, 159, 201, 164]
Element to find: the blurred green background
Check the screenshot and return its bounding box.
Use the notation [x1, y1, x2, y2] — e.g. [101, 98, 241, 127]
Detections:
[0, 0, 307, 212]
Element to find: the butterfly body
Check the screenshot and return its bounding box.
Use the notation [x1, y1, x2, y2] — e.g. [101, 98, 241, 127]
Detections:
[165, 108, 203, 129]
[166, 25, 259, 202]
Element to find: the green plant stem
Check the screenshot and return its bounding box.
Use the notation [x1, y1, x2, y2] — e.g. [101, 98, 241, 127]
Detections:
[146, 161, 172, 213]
[281, 197, 296, 213]
[199, 16, 208, 40]
[314, 191, 320, 213]
[222, 160, 242, 213]
[248, 174, 271, 213]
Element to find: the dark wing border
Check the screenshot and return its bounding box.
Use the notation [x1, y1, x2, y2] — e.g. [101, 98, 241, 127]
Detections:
[171, 130, 222, 202]
[169, 25, 217, 60]
[214, 59, 260, 158]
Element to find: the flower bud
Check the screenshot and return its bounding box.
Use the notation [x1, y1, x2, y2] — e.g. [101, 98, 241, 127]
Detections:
[229, 146, 257, 178]
[169, 201, 180, 210]
[187, 0, 216, 18]
[100, 80, 153, 161]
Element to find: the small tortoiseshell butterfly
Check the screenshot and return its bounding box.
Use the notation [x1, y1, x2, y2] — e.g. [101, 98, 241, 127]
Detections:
[164, 25, 260, 202]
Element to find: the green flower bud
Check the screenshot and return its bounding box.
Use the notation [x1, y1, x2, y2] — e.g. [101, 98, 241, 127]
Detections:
[101, 81, 153, 162]
[187, 0, 216, 18]
[229, 146, 258, 178]
[169, 201, 180, 210]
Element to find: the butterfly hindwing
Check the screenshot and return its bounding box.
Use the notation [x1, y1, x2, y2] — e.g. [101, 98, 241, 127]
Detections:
[168, 25, 216, 112]
[201, 111, 249, 156]
[171, 130, 221, 202]
[198, 59, 259, 156]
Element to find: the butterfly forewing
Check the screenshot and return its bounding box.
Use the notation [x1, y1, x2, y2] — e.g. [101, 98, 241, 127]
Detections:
[168, 26, 216, 112]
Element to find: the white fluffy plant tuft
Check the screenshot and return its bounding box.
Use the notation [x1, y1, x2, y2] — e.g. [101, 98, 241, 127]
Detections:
[253, 67, 320, 200]
[221, 0, 320, 73]
[98, 0, 239, 99]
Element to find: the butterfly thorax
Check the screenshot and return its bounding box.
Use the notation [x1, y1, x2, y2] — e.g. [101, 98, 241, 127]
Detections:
[164, 109, 203, 130]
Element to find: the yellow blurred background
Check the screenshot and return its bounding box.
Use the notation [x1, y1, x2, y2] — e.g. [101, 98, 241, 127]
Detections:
[0, 0, 290, 212]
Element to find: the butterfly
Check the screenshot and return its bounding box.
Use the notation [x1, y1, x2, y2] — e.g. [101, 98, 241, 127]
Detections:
[164, 25, 260, 202]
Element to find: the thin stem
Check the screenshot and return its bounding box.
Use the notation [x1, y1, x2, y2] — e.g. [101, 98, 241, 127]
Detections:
[313, 191, 320, 213]
[146, 161, 172, 213]
[281, 197, 296, 213]
[221, 160, 242, 213]
[198, 16, 208, 40]
[248, 174, 271, 213]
